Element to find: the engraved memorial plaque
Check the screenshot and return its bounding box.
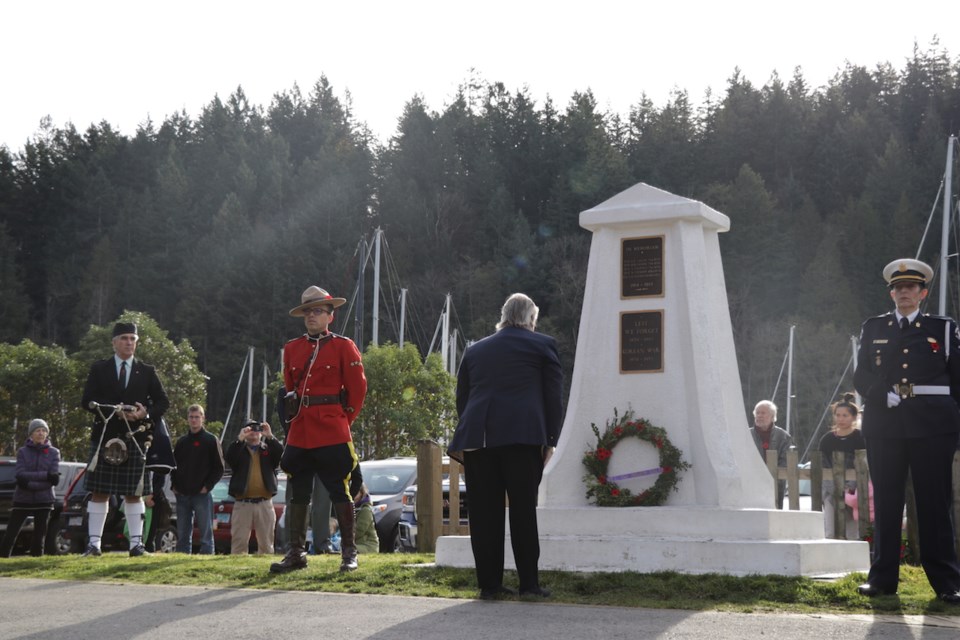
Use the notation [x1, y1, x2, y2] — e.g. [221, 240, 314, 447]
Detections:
[621, 236, 663, 298]
[620, 311, 663, 373]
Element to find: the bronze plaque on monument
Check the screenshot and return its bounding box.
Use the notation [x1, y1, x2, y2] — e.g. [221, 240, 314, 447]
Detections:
[621, 236, 663, 298]
[620, 310, 664, 373]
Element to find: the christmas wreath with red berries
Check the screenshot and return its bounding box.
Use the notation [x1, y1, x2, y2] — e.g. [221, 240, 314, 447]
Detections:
[582, 408, 691, 507]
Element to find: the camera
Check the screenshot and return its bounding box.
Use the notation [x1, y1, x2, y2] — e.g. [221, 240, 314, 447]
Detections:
[245, 420, 262, 432]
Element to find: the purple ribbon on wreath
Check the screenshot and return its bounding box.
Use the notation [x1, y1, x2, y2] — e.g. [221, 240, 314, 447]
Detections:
[606, 466, 664, 482]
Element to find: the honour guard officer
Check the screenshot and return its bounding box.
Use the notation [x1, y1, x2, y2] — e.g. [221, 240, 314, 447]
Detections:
[270, 286, 367, 574]
[853, 259, 960, 602]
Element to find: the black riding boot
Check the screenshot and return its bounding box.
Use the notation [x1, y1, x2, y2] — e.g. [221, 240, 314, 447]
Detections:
[270, 503, 309, 574]
[334, 502, 358, 572]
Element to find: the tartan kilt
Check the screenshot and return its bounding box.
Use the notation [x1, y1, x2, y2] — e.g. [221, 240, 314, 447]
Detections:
[86, 443, 147, 496]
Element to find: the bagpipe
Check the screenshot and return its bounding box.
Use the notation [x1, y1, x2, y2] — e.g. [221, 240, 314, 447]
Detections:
[87, 401, 175, 472]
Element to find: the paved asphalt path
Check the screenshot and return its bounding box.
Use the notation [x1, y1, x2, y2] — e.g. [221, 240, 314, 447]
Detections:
[2, 578, 959, 639]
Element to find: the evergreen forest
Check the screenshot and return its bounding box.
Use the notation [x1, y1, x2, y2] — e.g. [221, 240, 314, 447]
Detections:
[2, 41, 959, 458]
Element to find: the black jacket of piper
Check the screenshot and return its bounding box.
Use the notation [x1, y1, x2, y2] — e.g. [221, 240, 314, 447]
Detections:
[81, 357, 170, 442]
[854, 311, 960, 439]
[171, 429, 224, 495]
[225, 437, 283, 498]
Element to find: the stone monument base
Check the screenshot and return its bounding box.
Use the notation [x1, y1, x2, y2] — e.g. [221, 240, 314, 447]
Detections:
[435, 506, 870, 576]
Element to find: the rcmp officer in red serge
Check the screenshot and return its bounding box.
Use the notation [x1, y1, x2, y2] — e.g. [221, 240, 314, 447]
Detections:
[271, 286, 367, 574]
[853, 259, 960, 602]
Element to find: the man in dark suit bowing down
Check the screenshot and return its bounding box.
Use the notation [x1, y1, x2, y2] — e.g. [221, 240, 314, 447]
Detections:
[80, 321, 170, 557]
[854, 259, 960, 602]
[448, 293, 564, 600]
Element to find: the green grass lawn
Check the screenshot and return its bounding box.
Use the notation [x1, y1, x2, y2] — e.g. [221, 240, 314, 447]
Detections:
[0, 553, 956, 615]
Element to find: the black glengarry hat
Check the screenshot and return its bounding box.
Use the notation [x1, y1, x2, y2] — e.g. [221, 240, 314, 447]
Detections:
[112, 322, 138, 337]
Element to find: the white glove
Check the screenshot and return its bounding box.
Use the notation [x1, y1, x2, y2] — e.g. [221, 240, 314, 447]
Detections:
[887, 390, 902, 408]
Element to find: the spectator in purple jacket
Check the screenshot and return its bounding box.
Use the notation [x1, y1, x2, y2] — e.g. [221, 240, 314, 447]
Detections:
[0, 419, 61, 557]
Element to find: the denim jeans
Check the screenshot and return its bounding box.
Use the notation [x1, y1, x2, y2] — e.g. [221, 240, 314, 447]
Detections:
[176, 493, 214, 554]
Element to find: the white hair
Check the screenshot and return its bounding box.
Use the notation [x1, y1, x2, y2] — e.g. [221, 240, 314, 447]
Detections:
[753, 400, 778, 419]
[496, 293, 539, 331]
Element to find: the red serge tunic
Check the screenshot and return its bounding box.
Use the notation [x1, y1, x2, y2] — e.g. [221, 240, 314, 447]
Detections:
[283, 332, 367, 449]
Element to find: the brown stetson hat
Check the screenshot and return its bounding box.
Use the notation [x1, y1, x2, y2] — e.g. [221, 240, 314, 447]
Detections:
[289, 286, 347, 317]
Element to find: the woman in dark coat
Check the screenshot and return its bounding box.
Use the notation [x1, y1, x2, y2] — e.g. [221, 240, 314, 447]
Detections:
[0, 419, 61, 557]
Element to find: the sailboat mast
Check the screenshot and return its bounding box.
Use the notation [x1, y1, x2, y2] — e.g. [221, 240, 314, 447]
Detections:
[940, 135, 956, 316]
[262, 362, 268, 423]
[441, 293, 451, 373]
[399, 288, 407, 348]
[372, 228, 382, 346]
[785, 325, 795, 436]
[246, 346, 254, 421]
[355, 237, 366, 348]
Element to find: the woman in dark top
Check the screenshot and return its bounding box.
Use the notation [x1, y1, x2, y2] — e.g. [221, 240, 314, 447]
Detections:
[819, 393, 867, 538]
[0, 419, 61, 557]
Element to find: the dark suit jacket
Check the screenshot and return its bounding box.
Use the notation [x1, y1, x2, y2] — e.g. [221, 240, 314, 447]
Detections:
[854, 311, 960, 439]
[447, 326, 563, 460]
[81, 357, 170, 443]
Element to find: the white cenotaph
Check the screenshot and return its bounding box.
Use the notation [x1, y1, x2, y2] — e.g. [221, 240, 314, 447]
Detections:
[435, 183, 870, 576]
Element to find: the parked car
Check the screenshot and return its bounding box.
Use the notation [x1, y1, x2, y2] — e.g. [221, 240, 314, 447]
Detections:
[0, 457, 86, 555]
[59, 468, 178, 554]
[196, 474, 286, 554]
[398, 475, 468, 552]
[269, 458, 418, 554]
[360, 458, 419, 553]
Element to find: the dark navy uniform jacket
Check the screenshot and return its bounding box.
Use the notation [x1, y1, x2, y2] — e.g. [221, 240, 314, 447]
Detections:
[854, 311, 960, 439]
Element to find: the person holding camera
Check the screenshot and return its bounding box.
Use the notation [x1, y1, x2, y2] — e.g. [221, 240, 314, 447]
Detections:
[271, 286, 367, 574]
[0, 419, 61, 557]
[226, 419, 283, 555]
[80, 321, 170, 557]
[171, 405, 224, 554]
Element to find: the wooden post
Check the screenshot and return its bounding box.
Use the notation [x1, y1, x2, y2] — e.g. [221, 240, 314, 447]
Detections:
[416, 440, 442, 552]
[810, 454, 823, 512]
[854, 450, 870, 539]
[447, 458, 466, 535]
[832, 451, 846, 539]
[448, 460, 470, 536]
[765, 449, 779, 508]
[786, 448, 800, 511]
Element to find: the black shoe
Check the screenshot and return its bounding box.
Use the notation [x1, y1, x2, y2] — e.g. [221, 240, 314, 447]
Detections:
[479, 586, 516, 600]
[938, 591, 960, 604]
[857, 583, 896, 597]
[519, 587, 551, 598]
[129, 544, 148, 557]
[315, 540, 336, 555]
[81, 545, 102, 557]
[270, 547, 308, 574]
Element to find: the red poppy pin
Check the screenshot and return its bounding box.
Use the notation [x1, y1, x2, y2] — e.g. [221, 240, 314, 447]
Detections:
[193, 441, 200, 447]
[929, 337, 940, 353]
